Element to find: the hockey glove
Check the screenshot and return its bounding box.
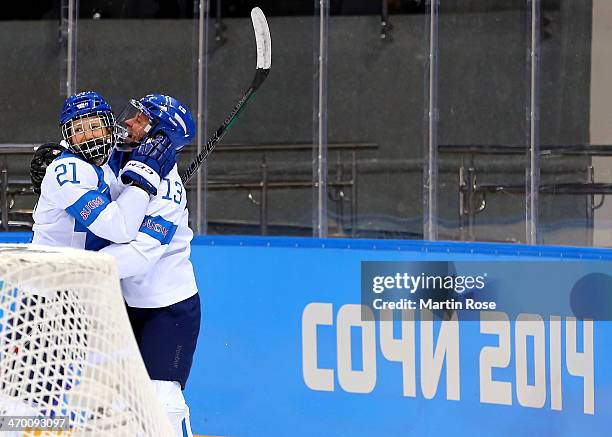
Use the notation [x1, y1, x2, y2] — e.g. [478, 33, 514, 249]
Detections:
[30, 142, 66, 194]
[120, 134, 177, 195]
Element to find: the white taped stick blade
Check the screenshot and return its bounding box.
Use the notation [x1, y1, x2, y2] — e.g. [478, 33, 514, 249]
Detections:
[251, 7, 271, 70]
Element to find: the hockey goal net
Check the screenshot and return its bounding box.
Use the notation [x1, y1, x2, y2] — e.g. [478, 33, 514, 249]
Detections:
[0, 244, 174, 436]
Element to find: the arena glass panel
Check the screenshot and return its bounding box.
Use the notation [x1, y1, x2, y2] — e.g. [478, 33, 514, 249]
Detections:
[200, 5, 317, 237]
[0, 15, 63, 230]
[325, 3, 429, 240]
[436, 1, 531, 244]
[538, 0, 609, 248]
[0, 19, 62, 144]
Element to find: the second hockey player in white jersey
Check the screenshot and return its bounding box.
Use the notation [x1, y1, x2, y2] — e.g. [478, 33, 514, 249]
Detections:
[102, 95, 199, 307]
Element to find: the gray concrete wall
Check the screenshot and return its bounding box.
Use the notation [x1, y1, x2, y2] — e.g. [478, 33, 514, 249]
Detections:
[0, 10, 593, 242]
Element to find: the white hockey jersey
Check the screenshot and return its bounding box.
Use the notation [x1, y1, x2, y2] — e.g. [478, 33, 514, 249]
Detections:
[100, 150, 198, 308]
[32, 151, 149, 250]
[33, 149, 198, 309]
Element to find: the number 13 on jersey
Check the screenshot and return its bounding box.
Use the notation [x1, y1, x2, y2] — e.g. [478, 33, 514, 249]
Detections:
[161, 178, 183, 204]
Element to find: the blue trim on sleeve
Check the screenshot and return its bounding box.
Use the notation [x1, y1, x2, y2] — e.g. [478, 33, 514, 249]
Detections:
[74, 221, 111, 251]
[139, 215, 177, 245]
[66, 190, 110, 227]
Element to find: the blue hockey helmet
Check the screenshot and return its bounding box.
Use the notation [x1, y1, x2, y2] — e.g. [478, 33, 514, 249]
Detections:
[59, 91, 116, 164]
[115, 94, 195, 151]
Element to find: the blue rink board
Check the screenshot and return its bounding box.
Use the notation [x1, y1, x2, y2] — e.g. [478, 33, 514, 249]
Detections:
[2, 234, 612, 436]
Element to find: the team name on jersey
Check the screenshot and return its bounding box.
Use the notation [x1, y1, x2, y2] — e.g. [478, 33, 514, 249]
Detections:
[142, 218, 170, 238]
[80, 196, 106, 221]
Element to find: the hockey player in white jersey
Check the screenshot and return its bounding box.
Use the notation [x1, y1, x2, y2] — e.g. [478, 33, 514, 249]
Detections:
[32, 91, 177, 249]
[99, 94, 201, 437]
[18, 91, 177, 434]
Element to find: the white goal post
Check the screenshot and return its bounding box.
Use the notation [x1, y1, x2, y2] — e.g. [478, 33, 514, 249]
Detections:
[0, 244, 175, 436]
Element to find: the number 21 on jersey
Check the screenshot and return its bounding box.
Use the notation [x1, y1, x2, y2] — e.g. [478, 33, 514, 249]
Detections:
[55, 163, 80, 186]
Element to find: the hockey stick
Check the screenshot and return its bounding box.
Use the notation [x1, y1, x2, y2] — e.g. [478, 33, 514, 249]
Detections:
[181, 7, 272, 184]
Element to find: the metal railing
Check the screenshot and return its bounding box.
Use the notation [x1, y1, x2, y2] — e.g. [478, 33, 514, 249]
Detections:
[440, 144, 612, 243]
[0, 144, 37, 231]
[0, 143, 377, 235]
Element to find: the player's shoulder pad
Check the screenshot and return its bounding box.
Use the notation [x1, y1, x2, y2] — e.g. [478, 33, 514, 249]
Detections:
[166, 163, 181, 181]
[45, 151, 100, 189]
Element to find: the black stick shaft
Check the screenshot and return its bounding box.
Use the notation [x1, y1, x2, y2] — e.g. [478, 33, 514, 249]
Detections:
[181, 68, 270, 184]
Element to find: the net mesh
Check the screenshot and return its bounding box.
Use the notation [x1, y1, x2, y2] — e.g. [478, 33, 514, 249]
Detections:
[0, 244, 175, 436]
